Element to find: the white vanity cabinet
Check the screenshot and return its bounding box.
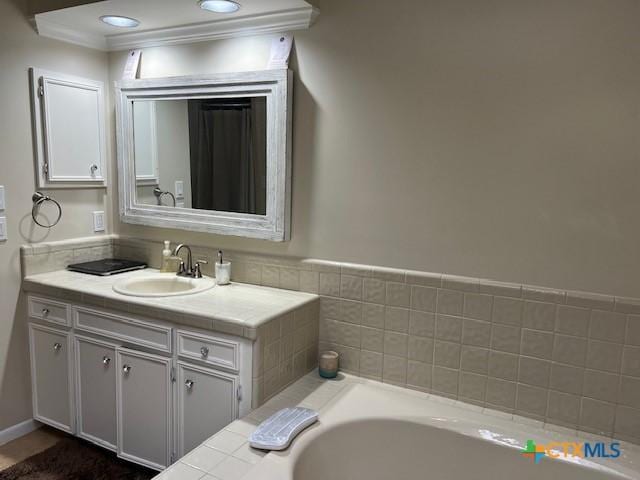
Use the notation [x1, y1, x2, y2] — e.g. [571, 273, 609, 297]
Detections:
[176, 361, 239, 456]
[28, 323, 75, 433]
[74, 335, 117, 450]
[27, 295, 252, 471]
[117, 348, 172, 470]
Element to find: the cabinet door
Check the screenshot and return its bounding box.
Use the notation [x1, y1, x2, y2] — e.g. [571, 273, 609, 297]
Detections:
[75, 336, 117, 450]
[177, 361, 239, 457]
[116, 348, 171, 470]
[29, 323, 74, 433]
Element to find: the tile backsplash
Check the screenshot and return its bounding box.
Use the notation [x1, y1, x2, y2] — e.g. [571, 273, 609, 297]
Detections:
[21, 235, 640, 443]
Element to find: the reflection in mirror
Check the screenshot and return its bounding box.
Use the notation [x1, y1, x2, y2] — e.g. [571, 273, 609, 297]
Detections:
[133, 97, 267, 215]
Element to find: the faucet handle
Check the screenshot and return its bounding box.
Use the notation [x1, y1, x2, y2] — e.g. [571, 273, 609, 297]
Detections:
[177, 260, 187, 275]
[194, 259, 208, 279]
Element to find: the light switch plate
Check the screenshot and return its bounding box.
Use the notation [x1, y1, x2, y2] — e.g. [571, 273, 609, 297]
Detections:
[0, 186, 5, 210]
[93, 211, 105, 232]
[0, 217, 7, 241]
[175, 180, 184, 198]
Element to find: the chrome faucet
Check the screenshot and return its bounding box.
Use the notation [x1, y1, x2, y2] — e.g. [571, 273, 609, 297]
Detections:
[173, 244, 208, 278]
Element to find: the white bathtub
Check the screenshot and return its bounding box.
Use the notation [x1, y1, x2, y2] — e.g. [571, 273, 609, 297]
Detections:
[245, 381, 640, 480]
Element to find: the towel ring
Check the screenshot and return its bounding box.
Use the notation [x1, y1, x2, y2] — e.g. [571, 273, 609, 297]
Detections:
[32, 192, 62, 228]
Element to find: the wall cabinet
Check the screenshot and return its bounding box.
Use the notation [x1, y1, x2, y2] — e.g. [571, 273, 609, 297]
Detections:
[28, 296, 252, 471]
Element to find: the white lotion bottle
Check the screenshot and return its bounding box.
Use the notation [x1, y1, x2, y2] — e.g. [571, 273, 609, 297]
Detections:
[160, 240, 172, 272]
[215, 250, 231, 285]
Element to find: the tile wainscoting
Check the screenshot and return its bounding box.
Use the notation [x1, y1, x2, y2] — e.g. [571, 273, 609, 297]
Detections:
[21, 235, 640, 443]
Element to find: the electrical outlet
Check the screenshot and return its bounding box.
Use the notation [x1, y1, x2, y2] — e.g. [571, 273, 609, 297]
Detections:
[93, 211, 105, 232]
[175, 180, 184, 198]
[0, 186, 5, 210]
[0, 216, 7, 241]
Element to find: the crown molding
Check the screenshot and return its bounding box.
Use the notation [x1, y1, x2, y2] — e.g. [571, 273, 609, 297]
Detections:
[34, 6, 319, 52]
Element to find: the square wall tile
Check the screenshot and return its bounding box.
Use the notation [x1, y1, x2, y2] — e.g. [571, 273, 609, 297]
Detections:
[518, 356, 551, 388]
[434, 340, 461, 369]
[549, 363, 584, 395]
[409, 311, 435, 337]
[523, 301, 556, 331]
[437, 289, 464, 316]
[340, 300, 362, 325]
[552, 335, 587, 367]
[460, 346, 489, 375]
[462, 318, 491, 347]
[411, 286, 437, 312]
[407, 360, 432, 389]
[516, 384, 548, 418]
[319, 273, 340, 297]
[586, 340, 622, 373]
[340, 275, 363, 300]
[361, 327, 384, 353]
[408, 336, 434, 363]
[492, 297, 523, 326]
[491, 324, 521, 354]
[619, 376, 640, 409]
[463, 293, 493, 321]
[580, 398, 615, 436]
[387, 282, 411, 307]
[622, 346, 640, 377]
[362, 303, 385, 329]
[614, 406, 640, 441]
[383, 331, 409, 357]
[432, 366, 459, 396]
[459, 372, 487, 402]
[583, 369, 618, 403]
[360, 351, 383, 379]
[436, 314, 463, 342]
[627, 315, 640, 346]
[555, 305, 590, 337]
[363, 278, 386, 304]
[589, 310, 626, 343]
[547, 391, 580, 426]
[383, 355, 408, 384]
[488, 351, 518, 381]
[385, 307, 410, 333]
[520, 329, 553, 360]
[485, 378, 516, 410]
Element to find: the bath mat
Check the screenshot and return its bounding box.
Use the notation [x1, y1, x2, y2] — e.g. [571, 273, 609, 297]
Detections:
[0, 437, 155, 480]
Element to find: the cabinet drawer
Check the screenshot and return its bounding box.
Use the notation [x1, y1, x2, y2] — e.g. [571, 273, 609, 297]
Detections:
[177, 330, 239, 372]
[74, 307, 172, 353]
[28, 296, 71, 326]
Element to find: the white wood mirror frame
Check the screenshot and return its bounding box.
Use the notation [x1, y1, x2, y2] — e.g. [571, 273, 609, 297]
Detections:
[115, 69, 292, 241]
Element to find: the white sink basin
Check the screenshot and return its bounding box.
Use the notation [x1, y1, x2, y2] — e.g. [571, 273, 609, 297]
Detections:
[113, 273, 215, 297]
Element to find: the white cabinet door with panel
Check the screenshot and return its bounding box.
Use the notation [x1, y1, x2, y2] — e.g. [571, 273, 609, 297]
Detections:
[75, 336, 117, 450]
[176, 361, 239, 456]
[28, 323, 74, 433]
[116, 348, 172, 470]
[30, 68, 107, 188]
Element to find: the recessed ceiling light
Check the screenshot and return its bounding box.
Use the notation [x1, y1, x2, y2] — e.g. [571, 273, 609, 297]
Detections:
[199, 0, 241, 13]
[99, 15, 140, 28]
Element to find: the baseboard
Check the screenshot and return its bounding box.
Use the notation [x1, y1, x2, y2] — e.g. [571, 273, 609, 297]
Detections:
[0, 419, 41, 446]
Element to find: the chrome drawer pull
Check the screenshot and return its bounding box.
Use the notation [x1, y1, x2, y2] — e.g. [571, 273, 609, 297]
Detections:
[42, 308, 50, 316]
[122, 365, 131, 374]
[185, 380, 195, 390]
[53, 342, 62, 351]
[102, 356, 111, 366]
[200, 346, 209, 358]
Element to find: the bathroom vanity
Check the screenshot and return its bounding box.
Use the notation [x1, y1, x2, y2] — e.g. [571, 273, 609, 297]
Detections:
[23, 269, 319, 471]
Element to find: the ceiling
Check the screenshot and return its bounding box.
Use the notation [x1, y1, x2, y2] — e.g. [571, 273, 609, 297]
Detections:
[34, 0, 318, 51]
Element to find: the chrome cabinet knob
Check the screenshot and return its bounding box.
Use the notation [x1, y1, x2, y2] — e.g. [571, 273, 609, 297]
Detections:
[102, 356, 111, 366]
[200, 346, 209, 358]
[53, 342, 62, 351]
[90, 164, 99, 174]
[185, 380, 195, 390]
[122, 364, 132, 374]
[42, 308, 50, 316]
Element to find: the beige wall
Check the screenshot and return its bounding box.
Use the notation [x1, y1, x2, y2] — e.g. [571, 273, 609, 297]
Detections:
[0, 0, 109, 430]
[111, 0, 640, 298]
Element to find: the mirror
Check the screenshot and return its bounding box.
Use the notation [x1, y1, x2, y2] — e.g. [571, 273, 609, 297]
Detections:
[115, 70, 291, 241]
[132, 98, 267, 215]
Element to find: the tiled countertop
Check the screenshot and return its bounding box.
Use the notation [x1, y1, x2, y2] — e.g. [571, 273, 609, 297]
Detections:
[155, 373, 355, 480]
[23, 269, 318, 337]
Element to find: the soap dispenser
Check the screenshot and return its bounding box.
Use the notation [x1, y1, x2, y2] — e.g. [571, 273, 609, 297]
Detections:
[160, 240, 173, 272]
